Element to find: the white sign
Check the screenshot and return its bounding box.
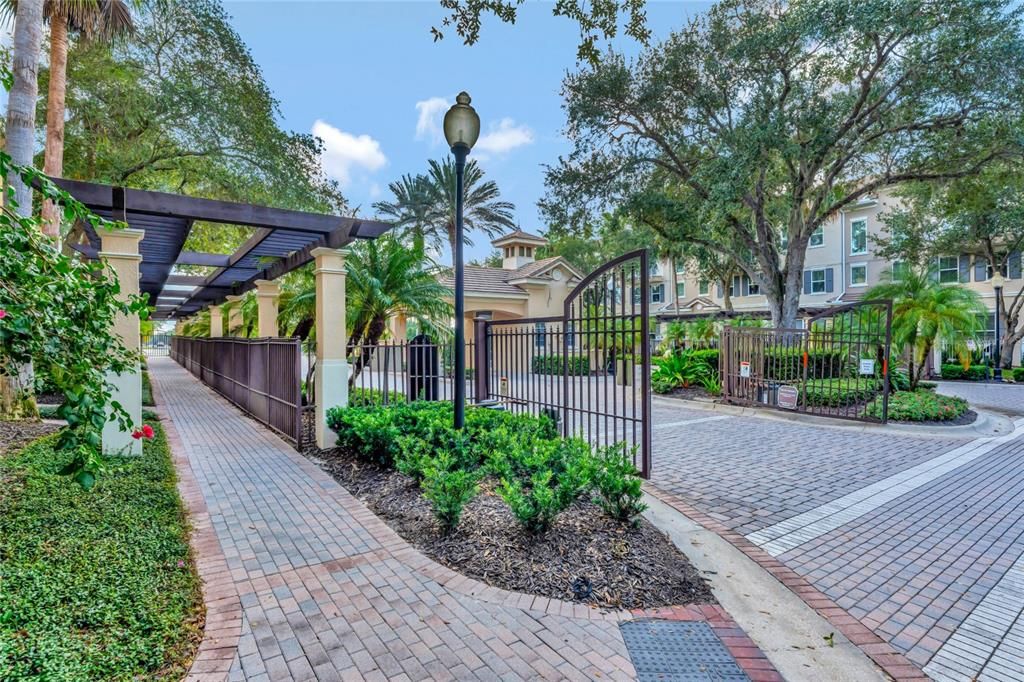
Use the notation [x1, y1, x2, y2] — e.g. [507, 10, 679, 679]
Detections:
[859, 359, 876, 375]
[740, 361, 751, 378]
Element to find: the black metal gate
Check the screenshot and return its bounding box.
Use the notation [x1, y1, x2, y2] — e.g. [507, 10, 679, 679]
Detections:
[720, 299, 893, 423]
[476, 250, 652, 477]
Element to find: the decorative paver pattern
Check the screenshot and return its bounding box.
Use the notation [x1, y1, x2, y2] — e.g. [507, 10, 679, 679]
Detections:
[151, 357, 778, 681]
[651, 401, 1024, 682]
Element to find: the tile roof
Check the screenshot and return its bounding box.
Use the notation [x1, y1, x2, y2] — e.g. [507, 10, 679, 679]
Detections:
[439, 258, 572, 296]
[491, 229, 548, 245]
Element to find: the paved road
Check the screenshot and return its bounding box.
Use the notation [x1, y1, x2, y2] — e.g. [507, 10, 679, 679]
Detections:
[650, 399, 1024, 681]
[936, 380, 1024, 415]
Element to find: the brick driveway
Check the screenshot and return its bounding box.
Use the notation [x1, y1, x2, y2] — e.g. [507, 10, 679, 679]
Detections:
[150, 358, 777, 681]
[650, 399, 1024, 681]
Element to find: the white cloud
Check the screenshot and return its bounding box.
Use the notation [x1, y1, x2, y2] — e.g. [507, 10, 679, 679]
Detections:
[312, 119, 387, 187]
[415, 96, 450, 145]
[475, 118, 534, 155]
[368, 182, 382, 199]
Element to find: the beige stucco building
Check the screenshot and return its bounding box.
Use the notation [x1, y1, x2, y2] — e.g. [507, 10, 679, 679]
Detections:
[652, 188, 1024, 363]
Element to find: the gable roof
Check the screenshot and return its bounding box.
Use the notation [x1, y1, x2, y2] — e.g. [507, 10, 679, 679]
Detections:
[439, 257, 583, 296]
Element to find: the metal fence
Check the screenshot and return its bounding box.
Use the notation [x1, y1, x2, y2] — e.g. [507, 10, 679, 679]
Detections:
[170, 336, 304, 446]
[477, 250, 653, 477]
[142, 333, 171, 356]
[345, 338, 477, 404]
[721, 300, 892, 423]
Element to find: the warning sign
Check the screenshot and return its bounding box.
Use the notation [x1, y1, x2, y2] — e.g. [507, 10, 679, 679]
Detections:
[739, 361, 751, 378]
[859, 359, 876, 375]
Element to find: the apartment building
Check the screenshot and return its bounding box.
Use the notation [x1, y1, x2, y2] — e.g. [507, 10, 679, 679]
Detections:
[652, 188, 1024, 362]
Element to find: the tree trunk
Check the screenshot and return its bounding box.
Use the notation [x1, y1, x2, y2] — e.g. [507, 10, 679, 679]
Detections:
[2, 0, 44, 420]
[4, 0, 44, 213]
[40, 16, 68, 240]
[721, 277, 733, 312]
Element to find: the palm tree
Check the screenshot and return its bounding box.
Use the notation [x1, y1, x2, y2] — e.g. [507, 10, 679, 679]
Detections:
[345, 235, 452, 385]
[36, 0, 137, 238]
[372, 173, 442, 259]
[3, 0, 44, 216]
[425, 156, 516, 254]
[865, 268, 986, 390]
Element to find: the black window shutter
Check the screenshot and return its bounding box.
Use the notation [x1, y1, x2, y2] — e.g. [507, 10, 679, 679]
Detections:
[825, 268, 834, 293]
[1011, 252, 1022, 279]
[972, 257, 986, 282]
[803, 270, 812, 294]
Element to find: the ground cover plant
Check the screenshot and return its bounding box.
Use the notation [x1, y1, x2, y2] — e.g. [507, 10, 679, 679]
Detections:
[866, 389, 970, 422]
[0, 418, 203, 681]
[940, 364, 991, 381]
[319, 400, 713, 609]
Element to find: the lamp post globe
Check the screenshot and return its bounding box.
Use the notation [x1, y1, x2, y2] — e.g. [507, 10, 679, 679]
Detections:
[992, 272, 1005, 382]
[443, 92, 480, 429]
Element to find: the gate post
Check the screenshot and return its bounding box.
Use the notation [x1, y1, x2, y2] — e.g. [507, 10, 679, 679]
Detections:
[312, 247, 349, 448]
[473, 315, 490, 402]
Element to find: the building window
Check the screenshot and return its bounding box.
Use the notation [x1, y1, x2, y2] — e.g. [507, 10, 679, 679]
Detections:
[809, 226, 824, 247]
[651, 284, 665, 303]
[534, 322, 546, 348]
[699, 280, 709, 296]
[851, 219, 867, 255]
[675, 260, 686, 273]
[747, 278, 760, 295]
[780, 230, 789, 251]
[811, 269, 826, 293]
[892, 261, 907, 280]
[519, 246, 526, 257]
[938, 255, 959, 284]
[650, 262, 661, 276]
[676, 281, 685, 298]
[851, 263, 867, 286]
[526, 247, 532, 257]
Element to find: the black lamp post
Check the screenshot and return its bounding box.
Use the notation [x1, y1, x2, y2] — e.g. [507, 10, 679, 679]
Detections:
[993, 271, 1004, 382]
[443, 92, 480, 429]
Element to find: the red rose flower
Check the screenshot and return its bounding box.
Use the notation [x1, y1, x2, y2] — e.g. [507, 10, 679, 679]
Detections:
[131, 429, 143, 440]
[0, 309, 6, 319]
[141, 424, 155, 439]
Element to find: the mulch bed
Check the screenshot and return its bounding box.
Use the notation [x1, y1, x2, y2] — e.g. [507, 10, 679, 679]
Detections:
[309, 446, 715, 610]
[0, 419, 61, 457]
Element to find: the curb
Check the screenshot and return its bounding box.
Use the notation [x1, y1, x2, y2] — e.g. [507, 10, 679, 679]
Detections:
[150, 376, 242, 682]
[643, 484, 930, 682]
[654, 395, 1012, 439]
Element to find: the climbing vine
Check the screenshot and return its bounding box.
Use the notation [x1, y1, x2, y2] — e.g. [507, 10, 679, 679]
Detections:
[0, 153, 149, 488]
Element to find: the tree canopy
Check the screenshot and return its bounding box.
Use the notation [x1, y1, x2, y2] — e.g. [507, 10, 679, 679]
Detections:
[543, 0, 1024, 326]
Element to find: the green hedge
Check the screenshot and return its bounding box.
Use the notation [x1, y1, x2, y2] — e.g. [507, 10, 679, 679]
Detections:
[1013, 367, 1024, 382]
[940, 364, 990, 381]
[800, 378, 881, 407]
[687, 348, 719, 373]
[866, 389, 968, 421]
[531, 354, 590, 376]
[0, 419, 202, 680]
[349, 387, 405, 406]
[763, 347, 846, 381]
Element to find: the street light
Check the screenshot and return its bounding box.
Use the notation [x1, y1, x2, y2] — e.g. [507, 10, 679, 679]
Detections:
[443, 92, 480, 429]
[992, 271, 1005, 382]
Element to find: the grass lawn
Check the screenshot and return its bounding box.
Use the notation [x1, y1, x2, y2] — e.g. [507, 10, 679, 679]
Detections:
[0, 417, 203, 681]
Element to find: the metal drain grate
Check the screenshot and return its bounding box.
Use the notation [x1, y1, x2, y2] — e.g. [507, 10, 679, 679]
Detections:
[619, 620, 749, 681]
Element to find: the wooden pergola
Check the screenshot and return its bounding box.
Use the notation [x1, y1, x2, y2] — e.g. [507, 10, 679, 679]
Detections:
[55, 178, 391, 319]
[55, 178, 393, 453]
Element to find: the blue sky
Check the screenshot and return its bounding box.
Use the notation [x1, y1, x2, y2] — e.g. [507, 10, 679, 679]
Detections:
[225, 1, 712, 262]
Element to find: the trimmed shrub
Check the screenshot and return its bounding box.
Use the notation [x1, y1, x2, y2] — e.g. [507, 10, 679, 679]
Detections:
[497, 437, 595, 533]
[940, 364, 990, 381]
[866, 389, 968, 421]
[531, 354, 590, 376]
[800, 378, 881, 407]
[1013, 367, 1024, 382]
[652, 351, 713, 393]
[420, 452, 481, 531]
[349, 387, 405, 406]
[591, 445, 647, 523]
[687, 348, 719, 373]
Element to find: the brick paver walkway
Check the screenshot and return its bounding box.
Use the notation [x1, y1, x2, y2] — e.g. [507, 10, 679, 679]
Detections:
[651, 401, 1024, 681]
[150, 358, 776, 681]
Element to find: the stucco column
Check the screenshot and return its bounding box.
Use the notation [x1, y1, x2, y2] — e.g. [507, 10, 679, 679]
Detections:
[224, 295, 244, 336]
[254, 279, 281, 338]
[313, 247, 348, 448]
[98, 227, 144, 456]
[209, 306, 223, 337]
